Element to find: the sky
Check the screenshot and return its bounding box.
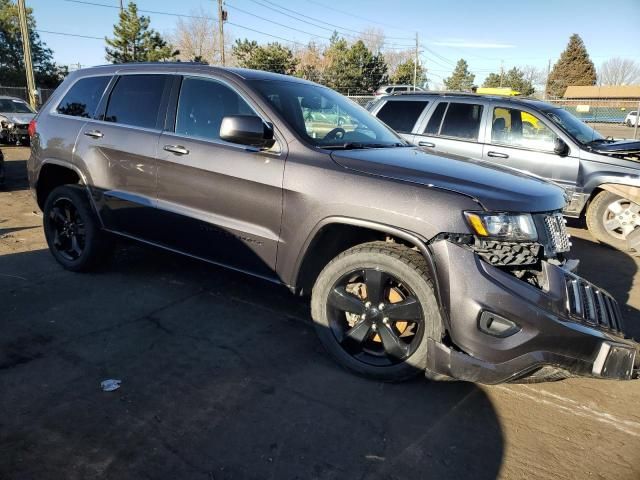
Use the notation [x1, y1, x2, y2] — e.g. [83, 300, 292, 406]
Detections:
[28, 0, 640, 86]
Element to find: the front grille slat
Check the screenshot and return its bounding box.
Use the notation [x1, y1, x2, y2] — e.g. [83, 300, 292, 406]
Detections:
[544, 213, 571, 254]
[564, 272, 624, 335]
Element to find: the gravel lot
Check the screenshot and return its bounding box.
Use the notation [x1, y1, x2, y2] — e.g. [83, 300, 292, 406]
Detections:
[1, 146, 639, 480]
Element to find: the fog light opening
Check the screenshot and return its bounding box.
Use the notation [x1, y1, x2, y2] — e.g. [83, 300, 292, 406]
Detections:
[479, 311, 520, 338]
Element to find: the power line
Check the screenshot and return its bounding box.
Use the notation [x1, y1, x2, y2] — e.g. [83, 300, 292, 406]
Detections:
[252, 0, 413, 41]
[37, 29, 104, 40]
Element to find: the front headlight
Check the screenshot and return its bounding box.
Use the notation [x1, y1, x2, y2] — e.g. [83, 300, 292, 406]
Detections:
[464, 211, 538, 241]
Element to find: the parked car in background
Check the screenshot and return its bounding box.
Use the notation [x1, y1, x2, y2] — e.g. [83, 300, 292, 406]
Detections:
[368, 92, 640, 251]
[625, 111, 638, 127]
[0, 96, 36, 145]
[374, 84, 425, 96]
[28, 64, 639, 384]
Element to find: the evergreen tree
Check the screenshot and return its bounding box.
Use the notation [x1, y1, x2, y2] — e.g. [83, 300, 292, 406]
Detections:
[443, 59, 475, 91]
[323, 36, 388, 94]
[105, 2, 177, 63]
[0, 0, 65, 87]
[232, 39, 298, 75]
[546, 34, 596, 98]
[482, 67, 534, 95]
[390, 59, 426, 87]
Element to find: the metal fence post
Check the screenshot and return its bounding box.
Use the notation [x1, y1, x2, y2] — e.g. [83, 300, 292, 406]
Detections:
[635, 100, 640, 140]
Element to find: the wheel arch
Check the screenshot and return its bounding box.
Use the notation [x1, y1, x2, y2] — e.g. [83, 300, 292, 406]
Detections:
[291, 217, 446, 321]
[583, 183, 640, 217]
[35, 159, 89, 210]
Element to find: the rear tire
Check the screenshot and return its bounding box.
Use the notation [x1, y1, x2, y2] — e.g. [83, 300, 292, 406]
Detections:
[311, 241, 444, 382]
[586, 190, 638, 251]
[43, 185, 112, 272]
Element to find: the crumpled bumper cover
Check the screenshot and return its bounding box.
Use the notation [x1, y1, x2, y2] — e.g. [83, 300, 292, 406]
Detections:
[427, 240, 640, 384]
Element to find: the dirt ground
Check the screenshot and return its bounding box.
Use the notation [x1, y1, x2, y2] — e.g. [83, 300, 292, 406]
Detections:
[592, 122, 639, 140]
[1, 146, 639, 480]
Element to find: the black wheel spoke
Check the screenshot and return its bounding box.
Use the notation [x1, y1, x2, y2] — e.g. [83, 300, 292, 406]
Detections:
[344, 319, 372, 344]
[385, 297, 422, 320]
[51, 208, 66, 225]
[71, 235, 82, 257]
[378, 324, 409, 359]
[364, 269, 387, 304]
[328, 287, 365, 314]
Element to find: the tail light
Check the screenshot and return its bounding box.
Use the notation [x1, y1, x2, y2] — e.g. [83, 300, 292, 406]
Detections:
[28, 119, 36, 137]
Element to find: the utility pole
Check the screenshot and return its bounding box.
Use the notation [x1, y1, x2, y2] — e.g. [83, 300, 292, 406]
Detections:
[543, 58, 551, 100]
[119, 0, 123, 12]
[17, 0, 37, 109]
[413, 32, 418, 89]
[499, 59, 504, 87]
[218, 0, 226, 66]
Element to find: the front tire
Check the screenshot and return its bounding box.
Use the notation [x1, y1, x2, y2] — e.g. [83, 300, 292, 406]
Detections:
[311, 241, 443, 382]
[586, 190, 640, 251]
[43, 185, 112, 272]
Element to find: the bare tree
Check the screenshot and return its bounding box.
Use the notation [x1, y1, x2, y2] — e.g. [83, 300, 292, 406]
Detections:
[599, 57, 640, 86]
[521, 65, 547, 91]
[384, 49, 413, 80]
[357, 27, 385, 53]
[170, 7, 232, 64]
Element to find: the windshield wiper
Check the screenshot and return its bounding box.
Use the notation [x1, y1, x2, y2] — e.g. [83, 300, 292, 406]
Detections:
[321, 142, 406, 150]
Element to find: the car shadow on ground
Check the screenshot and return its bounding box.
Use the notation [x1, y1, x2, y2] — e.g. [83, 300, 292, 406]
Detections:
[0, 245, 505, 480]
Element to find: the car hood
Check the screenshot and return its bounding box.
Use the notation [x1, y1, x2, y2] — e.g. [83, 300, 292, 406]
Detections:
[330, 147, 567, 212]
[0, 112, 35, 124]
[589, 140, 640, 156]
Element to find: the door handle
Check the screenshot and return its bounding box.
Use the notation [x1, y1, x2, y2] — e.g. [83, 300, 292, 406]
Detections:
[418, 141, 435, 148]
[84, 130, 103, 139]
[487, 151, 509, 159]
[163, 145, 189, 156]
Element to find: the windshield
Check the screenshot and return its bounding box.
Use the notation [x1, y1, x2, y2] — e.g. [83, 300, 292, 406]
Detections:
[0, 98, 35, 114]
[249, 79, 407, 149]
[543, 108, 603, 145]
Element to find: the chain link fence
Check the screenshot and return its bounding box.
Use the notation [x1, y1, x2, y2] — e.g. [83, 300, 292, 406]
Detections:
[0, 86, 55, 106]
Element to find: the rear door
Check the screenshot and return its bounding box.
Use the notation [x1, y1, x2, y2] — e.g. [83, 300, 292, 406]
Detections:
[74, 73, 173, 237]
[482, 105, 579, 190]
[155, 75, 285, 278]
[413, 99, 486, 159]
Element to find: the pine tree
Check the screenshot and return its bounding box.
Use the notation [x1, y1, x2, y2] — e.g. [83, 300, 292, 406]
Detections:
[443, 59, 475, 91]
[105, 2, 177, 63]
[546, 34, 596, 98]
[0, 0, 65, 87]
[391, 59, 427, 87]
[482, 67, 534, 95]
[232, 39, 298, 75]
[323, 36, 388, 94]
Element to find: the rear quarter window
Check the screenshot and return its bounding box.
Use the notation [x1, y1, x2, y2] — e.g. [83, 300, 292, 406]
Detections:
[56, 76, 111, 118]
[376, 100, 428, 133]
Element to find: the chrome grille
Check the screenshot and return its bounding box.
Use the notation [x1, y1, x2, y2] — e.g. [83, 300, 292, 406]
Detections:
[544, 213, 571, 254]
[565, 273, 624, 334]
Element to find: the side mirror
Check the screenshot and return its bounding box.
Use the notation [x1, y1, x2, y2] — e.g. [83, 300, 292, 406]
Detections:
[554, 137, 569, 156]
[220, 115, 275, 149]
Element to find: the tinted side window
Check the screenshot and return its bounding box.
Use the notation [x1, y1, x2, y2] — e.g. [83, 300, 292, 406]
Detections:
[104, 75, 169, 129]
[439, 102, 483, 140]
[56, 76, 110, 118]
[175, 77, 255, 141]
[424, 102, 447, 135]
[376, 100, 428, 133]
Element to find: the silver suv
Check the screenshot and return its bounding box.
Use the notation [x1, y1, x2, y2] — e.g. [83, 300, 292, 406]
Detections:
[369, 93, 640, 251]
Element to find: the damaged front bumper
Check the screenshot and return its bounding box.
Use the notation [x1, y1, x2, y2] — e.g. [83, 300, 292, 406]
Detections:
[426, 240, 640, 384]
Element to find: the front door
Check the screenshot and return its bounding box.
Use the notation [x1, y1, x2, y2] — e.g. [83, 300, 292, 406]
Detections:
[482, 106, 580, 191]
[156, 76, 285, 279]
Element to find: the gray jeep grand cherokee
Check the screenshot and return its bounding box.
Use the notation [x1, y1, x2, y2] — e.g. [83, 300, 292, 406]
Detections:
[28, 64, 639, 383]
[369, 92, 640, 252]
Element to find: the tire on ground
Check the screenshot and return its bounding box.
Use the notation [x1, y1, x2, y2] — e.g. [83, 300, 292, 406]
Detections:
[43, 184, 112, 272]
[311, 241, 444, 382]
[586, 190, 631, 251]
